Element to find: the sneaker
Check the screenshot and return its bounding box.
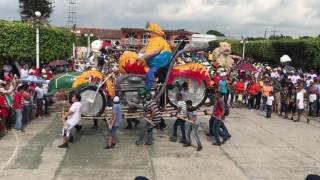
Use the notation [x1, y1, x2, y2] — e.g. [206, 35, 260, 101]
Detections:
[125, 126, 133, 130]
[135, 141, 143, 145]
[20, 129, 25, 133]
[183, 143, 191, 147]
[197, 146, 203, 151]
[222, 136, 231, 144]
[179, 140, 187, 144]
[212, 142, 222, 146]
[103, 146, 112, 149]
[169, 137, 177, 142]
[206, 133, 213, 136]
[111, 142, 116, 147]
[58, 143, 68, 148]
[145, 142, 153, 146]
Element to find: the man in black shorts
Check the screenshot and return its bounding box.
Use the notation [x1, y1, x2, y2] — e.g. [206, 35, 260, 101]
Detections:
[288, 88, 297, 120]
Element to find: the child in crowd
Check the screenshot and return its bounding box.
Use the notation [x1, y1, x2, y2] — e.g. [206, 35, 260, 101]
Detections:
[266, 92, 274, 119]
[170, 93, 187, 144]
[183, 100, 202, 151]
[295, 86, 305, 122]
[104, 96, 122, 149]
[288, 88, 297, 120]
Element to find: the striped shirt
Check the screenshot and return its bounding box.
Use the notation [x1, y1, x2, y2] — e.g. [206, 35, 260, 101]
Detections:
[145, 100, 161, 123]
[177, 100, 186, 116]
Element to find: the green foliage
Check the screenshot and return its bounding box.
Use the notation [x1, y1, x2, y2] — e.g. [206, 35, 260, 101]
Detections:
[75, 34, 98, 47]
[209, 37, 320, 69]
[269, 35, 293, 40]
[0, 21, 75, 64]
[247, 37, 265, 41]
[206, 30, 225, 37]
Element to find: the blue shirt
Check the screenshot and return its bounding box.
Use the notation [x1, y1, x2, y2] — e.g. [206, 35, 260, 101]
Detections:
[112, 104, 122, 127]
[219, 80, 228, 94]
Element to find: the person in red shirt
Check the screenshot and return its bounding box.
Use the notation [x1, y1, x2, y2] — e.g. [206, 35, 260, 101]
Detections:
[13, 86, 25, 132]
[246, 78, 260, 110]
[212, 91, 231, 146]
[213, 73, 222, 88]
[0, 90, 9, 136]
[234, 79, 245, 106]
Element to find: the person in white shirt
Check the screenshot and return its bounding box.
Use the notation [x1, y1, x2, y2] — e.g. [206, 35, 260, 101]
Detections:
[306, 76, 314, 87]
[309, 91, 317, 118]
[291, 73, 301, 84]
[20, 65, 29, 79]
[58, 94, 82, 148]
[271, 69, 280, 79]
[3, 61, 13, 76]
[266, 93, 274, 119]
[35, 84, 44, 118]
[295, 86, 305, 122]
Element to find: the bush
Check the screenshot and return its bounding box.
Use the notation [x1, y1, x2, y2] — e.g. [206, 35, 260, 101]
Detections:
[209, 38, 320, 69]
[0, 21, 75, 64]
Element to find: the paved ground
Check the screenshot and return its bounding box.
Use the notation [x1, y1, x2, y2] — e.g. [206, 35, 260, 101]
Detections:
[1, 108, 320, 180]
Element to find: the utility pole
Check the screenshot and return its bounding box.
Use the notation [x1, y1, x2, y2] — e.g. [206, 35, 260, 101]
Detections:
[264, 30, 267, 39]
[240, 36, 248, 59]
[271, 30, 278, 38]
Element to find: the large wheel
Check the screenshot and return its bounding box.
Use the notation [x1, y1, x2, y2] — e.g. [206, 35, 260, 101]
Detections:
[167, 77, 207, 109]
[118, 75, 146, 105]
[78, 86, 106, 117]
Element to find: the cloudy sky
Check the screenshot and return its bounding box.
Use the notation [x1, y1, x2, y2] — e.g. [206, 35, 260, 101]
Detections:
[1, 0, 320, 38]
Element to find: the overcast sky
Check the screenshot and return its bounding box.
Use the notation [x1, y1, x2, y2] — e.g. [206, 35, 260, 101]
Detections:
[1, 0, 320, 38]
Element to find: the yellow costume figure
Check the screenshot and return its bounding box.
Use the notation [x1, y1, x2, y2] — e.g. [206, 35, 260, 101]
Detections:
[139, 23, 172, 93]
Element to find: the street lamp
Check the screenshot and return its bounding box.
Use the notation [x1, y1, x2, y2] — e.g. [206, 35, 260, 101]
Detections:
[84, 33, 93, 57]
[240, 37, 248, 59]
[35, 11, 41, 69]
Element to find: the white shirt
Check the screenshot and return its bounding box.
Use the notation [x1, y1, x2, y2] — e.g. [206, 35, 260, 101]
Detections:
[3, 64, 12, 72]
[177, 100, 186, 116]
[271, 72, 279, 79]
[291, 75, 301, 84]
[266, 96, 274, 106]
[20, 68, 29, 78]
[35, 87, 44, 99]
[309, 94, 317, 103]
[310, 74, 317, 79]
[306, 79, 314, 87]
[296, 91, 304, 109]
[67, 102, 82, 127]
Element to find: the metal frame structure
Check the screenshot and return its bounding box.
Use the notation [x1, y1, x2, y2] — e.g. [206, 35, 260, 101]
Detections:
[68, 0, 77, 28]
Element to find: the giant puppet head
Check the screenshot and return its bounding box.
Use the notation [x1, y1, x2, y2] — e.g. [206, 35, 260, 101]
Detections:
[212, 42, 234, 69]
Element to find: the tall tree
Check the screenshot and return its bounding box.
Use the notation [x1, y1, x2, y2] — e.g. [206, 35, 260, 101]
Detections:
[19, 0, 53, 22]
[206, 30, 225, 37]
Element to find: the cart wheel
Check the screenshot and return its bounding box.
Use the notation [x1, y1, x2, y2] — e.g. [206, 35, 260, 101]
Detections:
[167, 77, 207, 109]
[78, 86, 106, 117]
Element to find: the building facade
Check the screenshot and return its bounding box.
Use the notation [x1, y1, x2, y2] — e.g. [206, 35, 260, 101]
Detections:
[77, 27, 198, 48]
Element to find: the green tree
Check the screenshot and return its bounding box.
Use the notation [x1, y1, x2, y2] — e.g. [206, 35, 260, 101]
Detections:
[247, 37, 265, 41]
[76, 34, 98, 47]
[269, 34, 293, 40]
[19, 0, 54, 22]
[206, 30, 225, 37]
[0, 21, 75, 64]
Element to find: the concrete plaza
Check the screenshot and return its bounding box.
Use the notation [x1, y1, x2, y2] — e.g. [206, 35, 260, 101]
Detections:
[0, 108, 320, 180]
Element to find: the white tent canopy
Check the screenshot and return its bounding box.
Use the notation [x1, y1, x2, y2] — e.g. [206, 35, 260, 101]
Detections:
[280, 55, 292, 63]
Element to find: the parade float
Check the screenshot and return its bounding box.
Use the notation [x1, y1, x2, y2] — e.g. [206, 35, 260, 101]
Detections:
[47, 41, 210, 117]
